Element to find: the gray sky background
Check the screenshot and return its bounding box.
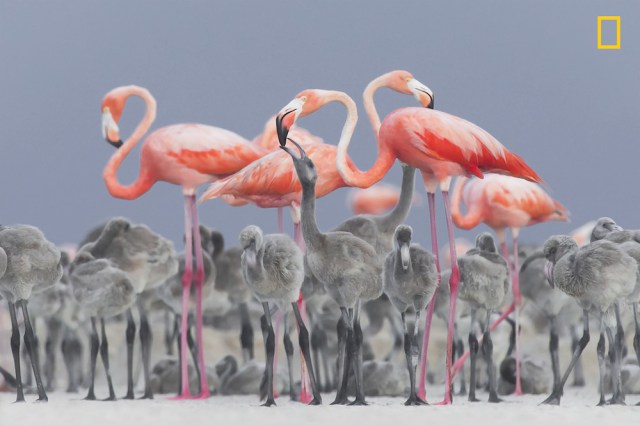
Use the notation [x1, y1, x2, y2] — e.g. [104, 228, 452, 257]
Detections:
[1, 1, 638, 253]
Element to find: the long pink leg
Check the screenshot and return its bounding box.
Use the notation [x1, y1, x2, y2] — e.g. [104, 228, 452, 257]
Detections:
[511, 229, 523, 395]
[437, 190, 460, 405]
[170, 194, 194, 399]
[417, 191, 441, 401]
[189, 195, 210, 398]
[451, 303, 515, 377]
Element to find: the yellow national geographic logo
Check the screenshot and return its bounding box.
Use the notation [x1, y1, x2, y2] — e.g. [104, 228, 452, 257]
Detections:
[597, 16, 621, 49]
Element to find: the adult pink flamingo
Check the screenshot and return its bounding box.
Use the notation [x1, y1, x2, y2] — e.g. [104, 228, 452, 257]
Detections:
[100, 85, 266, 399]
[279, 82, 543, 404]
[450, 174, 569, 395]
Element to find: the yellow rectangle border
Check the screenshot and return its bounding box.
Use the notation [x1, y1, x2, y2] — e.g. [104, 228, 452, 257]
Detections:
[597, 16, 621, 49]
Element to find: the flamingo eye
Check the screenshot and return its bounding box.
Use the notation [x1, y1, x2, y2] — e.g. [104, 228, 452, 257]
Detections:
[300, 96, 307, 102]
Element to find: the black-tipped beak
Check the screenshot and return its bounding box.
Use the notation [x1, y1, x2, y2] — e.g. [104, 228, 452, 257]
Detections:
[428, 95, 434, 109]
[276, 110, 294, 147]
[106, 138, 123, 149]
[279, 138, 306, 160]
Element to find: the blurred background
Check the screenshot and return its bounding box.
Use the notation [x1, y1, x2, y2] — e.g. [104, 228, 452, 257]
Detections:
[1, 1, 638, 249]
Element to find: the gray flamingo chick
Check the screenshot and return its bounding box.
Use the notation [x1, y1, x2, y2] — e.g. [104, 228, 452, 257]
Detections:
[239, 225, 321, 406]
[458, 233, 510, 402]
[69, 248, 135, 401]
[541, 235, 637, 405]
[282, 141, 383, 406]
[0, 225, 62, 403]
[519, 247, 584, 393]
[383, 224, 437, 405]
[590, 217, 640, 404]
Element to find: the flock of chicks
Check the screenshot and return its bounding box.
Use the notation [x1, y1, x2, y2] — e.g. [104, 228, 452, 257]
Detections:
[3, 163, 640, 409]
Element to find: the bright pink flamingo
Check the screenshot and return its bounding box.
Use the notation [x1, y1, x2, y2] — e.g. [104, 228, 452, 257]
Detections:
[450, 174, 569, 395]
[100, 85, 266, 399]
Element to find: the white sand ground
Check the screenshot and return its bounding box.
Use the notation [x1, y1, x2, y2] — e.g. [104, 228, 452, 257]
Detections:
[1, 387, 639, 426]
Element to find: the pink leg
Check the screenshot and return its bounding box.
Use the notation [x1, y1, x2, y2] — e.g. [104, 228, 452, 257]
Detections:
[438, 190, 460, 405]
[451, 303, 515, 377]
[511, 230, 523, 395]
[170, 195, 194, 399]
[277, 207, 284, 234]
[189, 195, 210, 398]
[293, 221, 306, 252]
[418, 191, 441, 401]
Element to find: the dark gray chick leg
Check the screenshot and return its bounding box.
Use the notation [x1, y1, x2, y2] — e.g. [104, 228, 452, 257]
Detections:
[454, 323, 467, 396]
[164, 309, 174, 356]
[549, 317, 561, 391]
[468, 309, 480, 402]
[123, 309, 136, 399]
[596, 328, 606, 406]
[138, 299, 154, 399]
[483, 311, 501, 403]
[99, 318, 116, 401]
[8, 302, 25, 402]
[240, 302, 255, 362]
[403, 310, 427, 406]
[282, 311, 297, 401]
[570, 325, 586, 387]
[609, 304, 625, 405]
[261, 303, 276, 407]
[541, 309, 590, 405]
[292, 302, 322, 405]
[331, 309, 351, 405]
[85, 317, 99, 400]
[348, 306, 367, 406]
[19, 300, 47, 402]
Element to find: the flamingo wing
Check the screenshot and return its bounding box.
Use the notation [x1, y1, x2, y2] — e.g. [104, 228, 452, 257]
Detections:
[395, 108, 541, 182]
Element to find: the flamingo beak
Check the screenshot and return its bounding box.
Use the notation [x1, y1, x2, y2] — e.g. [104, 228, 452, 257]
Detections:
[102, 109, 123, 148]
[276, 98, 304, 147]
[611, 224, 623, 232]
[279, 138, 306, 160]
[544, 261, 555, 288]
[400, 244, 410, 270]
[408, 78, 434, 109]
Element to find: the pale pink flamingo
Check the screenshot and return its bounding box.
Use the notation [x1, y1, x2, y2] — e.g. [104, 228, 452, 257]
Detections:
[100, 85, 266, 399]
[278, 86, 542, 404]
[450, 174, 568, 395]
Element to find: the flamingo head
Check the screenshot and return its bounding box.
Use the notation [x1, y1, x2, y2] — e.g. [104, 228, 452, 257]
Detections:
[384, 70, 434, 109]
[239, 225, 264, 266]
[475, 232, 498, 253]
[590, 217, 623, 242]
[101, 87, 129, 148]
[280, 139, 318, 187]
[276, 89, 335, 146]
[394, 225, 413, 270]
[542, 235, 577, 288]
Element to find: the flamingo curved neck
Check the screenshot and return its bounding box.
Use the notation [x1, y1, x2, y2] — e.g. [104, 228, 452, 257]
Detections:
[450, 177, 483, 230]
[336, 90, 395, 189]
[379, 165, 416, 232]
[103, 86, 157, 200]
[299, 180, 322, 250]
